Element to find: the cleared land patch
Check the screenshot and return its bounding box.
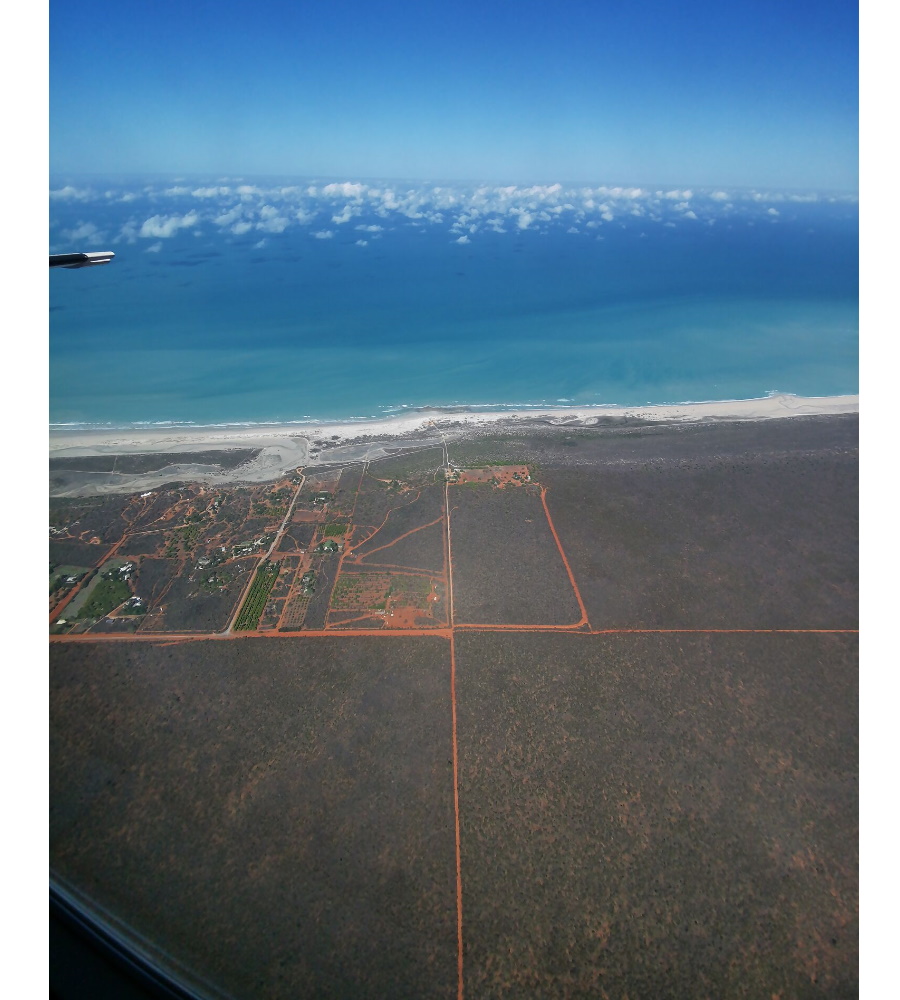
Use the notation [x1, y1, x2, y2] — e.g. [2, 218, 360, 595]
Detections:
[328, 570, 444, 629]
[455, 630, 857, 998]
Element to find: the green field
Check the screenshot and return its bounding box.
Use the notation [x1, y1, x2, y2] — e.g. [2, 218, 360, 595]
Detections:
[75, 575, 132, 620]
[49, 565, 90, 595]
[234, 562, 281, 631]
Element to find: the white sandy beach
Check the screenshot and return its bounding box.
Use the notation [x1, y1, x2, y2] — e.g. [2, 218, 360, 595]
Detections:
[49, 393, 858, 457]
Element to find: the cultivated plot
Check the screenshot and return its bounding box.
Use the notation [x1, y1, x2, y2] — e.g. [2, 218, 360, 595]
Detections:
[328, 570, 446, 629]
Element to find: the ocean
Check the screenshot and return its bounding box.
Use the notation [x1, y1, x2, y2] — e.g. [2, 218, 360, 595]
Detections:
[49, 180, 858, 428]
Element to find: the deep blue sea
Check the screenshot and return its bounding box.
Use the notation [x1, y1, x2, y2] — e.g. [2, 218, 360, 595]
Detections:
[49, 180, 858, 427]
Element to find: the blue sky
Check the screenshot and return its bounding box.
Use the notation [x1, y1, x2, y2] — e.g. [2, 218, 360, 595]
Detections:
[49, 0, 858, 190]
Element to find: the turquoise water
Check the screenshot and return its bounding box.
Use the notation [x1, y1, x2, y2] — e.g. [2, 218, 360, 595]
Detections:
[50, 186, 858, 427]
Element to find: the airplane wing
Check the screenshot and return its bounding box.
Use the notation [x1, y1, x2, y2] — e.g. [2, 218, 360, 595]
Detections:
[50, 252, 115, 268]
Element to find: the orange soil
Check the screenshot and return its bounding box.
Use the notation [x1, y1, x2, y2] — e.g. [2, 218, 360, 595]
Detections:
[455, 465, 530, 486]
[291, 510, 325, 523]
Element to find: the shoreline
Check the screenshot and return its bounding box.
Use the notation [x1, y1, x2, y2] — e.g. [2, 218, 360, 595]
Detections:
[49, 393, 858, 457]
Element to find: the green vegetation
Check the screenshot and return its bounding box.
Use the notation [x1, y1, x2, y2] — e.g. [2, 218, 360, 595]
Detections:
[252, 496, 288, 518]
[392, 575, 432, 597]
[49, 565, 89, 595]
[166, 521, 204, 554]
[330, 572, 433, 612]
[323, 522, 348, 537]
[329, 574, 391, 611]
[75, 575, 132, 620]
[234, 561, 281, 631]
[330, 576, 360, 605]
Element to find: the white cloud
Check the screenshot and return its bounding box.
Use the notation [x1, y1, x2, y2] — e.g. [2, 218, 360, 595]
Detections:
[454, 235, 470, 244]
[253, 238, 267, 249]
[322, 182, 367, 199]
[145, 241, 163, 253]
[355, 239, 368, 246]
[50, 185, 92, 201]
[256, 205, 289, 232]
[256, 217, 289, 233]
[596, 186, 645, 200]
[332, 204, 361, 224]
[115, 221, 140, 244]
[54, 178, 846, 256]
[61, 221, 105, 243]
[139, 211, 199, 238]
[214, 206, 243, 227]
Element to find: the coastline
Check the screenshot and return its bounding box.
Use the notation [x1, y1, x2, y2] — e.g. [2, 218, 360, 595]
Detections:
[50, 393, 858, 458]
